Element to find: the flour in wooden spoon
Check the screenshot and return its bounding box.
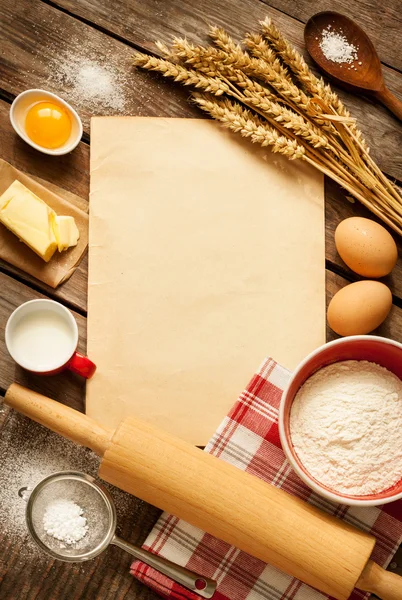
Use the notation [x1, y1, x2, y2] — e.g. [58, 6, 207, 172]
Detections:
[290, 361, 402, 495]
[320, 26, 358, 65]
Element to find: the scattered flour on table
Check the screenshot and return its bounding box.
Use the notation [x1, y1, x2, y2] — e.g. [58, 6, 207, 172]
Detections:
[319, 26, 359, 65]
[49, 58, 127, 113]
[0, 409, 134, 558]
[290, 360, 402, 495]
[39, 29, 135, 116]
[18, 17, 168, 119]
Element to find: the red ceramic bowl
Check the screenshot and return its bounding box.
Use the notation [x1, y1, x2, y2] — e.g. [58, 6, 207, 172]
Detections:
[279, 335, 402, 506]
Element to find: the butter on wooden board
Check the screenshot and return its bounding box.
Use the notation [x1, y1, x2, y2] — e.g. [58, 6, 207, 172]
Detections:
[54, 215, 80, 251]
[0, 180, 79, 262]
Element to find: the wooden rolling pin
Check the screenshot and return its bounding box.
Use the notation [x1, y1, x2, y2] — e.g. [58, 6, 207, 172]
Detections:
[5, 383, 402, 600]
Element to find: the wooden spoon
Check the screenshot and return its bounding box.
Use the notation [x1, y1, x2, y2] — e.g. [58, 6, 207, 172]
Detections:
[304, 11, 402, 120]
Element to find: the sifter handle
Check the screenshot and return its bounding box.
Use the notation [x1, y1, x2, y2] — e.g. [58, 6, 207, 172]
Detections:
[4, 383, 113, 456]
[357, 560, 402, 600]
[112, 536, 216, 598]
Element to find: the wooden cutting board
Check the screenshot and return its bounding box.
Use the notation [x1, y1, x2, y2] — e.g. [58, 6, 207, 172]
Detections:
[87, 117, 325, 445]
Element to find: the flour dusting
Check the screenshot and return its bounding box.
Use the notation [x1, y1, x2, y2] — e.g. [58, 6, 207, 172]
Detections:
[49, 58, 127, 113]
[290, 360, 402, 495]
[0, 410, 135, 557]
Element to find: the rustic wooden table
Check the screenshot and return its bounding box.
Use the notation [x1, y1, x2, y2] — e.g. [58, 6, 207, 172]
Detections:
[0, 0, 401, 598]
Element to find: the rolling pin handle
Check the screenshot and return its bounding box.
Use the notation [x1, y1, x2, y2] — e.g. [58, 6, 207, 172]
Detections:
[357, 560, 402, 600]
[4, 383, 113, 457]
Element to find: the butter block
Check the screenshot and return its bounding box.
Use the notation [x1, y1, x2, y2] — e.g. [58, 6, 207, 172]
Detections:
[0, 180, 57, 262]
[53, 215, 80, 251]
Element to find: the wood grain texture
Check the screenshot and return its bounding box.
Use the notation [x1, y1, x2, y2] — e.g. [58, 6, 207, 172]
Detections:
[0, 99, 88, 312]
[0, 405, 161, 600]
[261, 0, 402, 72]
[100, 415, 375, 600]
[2, 97, 401, 314]
[0, 98, 89, 311]
[0, 271, 86, 410]
[0, 0, 401, 597]
[0, 99, 89, 199]
[5, 383, 113, 455]
[0, 0, 199, 131]
[2, 385, 381, 600]
[0, 253, 88, 314]
[1, 266, 402, 414]
[42, 0, 402, 181]
[357, 560, 402, 600]
[326, 270, 402, 344]
[325, 178, 402, 300]
[304, 12, 402, 122]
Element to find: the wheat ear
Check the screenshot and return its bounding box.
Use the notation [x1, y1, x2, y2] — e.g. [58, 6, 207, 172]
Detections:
[260, 17, 368, 150]
[172, 39, 329, 148]
[133, 52, 230, 95]
[192, 93, 305, 159]
[209, 26, 240, 53]
[243, 33, 293, 83]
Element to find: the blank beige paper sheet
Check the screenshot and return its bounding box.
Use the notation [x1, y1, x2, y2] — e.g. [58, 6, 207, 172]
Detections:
[88, 117, 325, 445]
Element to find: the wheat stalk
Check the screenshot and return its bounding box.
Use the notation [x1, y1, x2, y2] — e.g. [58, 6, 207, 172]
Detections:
[192, 92, 402, 230]
[188, 33, 316, 114]
[171, 38, 329, 148]
[260, 19, 340, 110]
[192, 93, 305, 158]
[209, 26, 240, 53]
[132, 21, 402, 235]
[260, 18, 369, 150]
[244, 33, 293, 82]
[133, 52, 230, 95]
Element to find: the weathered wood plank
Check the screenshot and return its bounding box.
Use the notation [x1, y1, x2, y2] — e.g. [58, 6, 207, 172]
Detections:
[0, 266, 400, 600]
[325, 178, 402, 300]
[0, 98, 89, 200]
[2, 265, 402, 414]
[0, 271, 87, 410]
[0, 405, 161, 600]
[0, 253, 88, 314]
[326, 269, 402, 344]
[1, 85, 402, 311]
[0, 0, 199, 131]
[0, 98, 88, 312]
[1, 2, 400, 597]
[42, 0, 402, 181]
[261, 0, 402, 72]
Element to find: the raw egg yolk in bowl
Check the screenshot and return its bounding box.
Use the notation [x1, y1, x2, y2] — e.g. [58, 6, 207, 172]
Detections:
[25, 101, 72, 149]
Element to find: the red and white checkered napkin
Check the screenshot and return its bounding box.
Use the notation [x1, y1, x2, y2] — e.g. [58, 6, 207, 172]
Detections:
[130, 358, 402, 600]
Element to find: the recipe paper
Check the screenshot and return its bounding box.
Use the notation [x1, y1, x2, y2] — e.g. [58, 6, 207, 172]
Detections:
[88, 117, 325, 445]
[0, 159, 88, 287]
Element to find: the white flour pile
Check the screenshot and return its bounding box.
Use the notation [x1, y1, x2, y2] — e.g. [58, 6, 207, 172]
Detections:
[320, 26, 359, 65]
[290, 360, 402, 495]
[43, 499, 88, 545]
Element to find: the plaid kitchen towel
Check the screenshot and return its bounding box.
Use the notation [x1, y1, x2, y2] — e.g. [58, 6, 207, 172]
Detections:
[130, 358, 402, 600]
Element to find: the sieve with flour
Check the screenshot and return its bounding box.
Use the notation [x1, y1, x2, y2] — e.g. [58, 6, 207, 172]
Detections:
[26, 471, 216, 598]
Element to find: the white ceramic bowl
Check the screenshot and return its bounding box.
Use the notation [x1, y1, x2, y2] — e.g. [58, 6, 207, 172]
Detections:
[279, 335, 402, 506]
[10, 89, 83, 156]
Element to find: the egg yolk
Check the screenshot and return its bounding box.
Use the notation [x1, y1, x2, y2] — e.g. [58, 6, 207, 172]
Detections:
[25, 101, 72, 149]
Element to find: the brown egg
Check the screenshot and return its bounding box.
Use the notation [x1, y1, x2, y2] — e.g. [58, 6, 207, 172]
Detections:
[335, 217, 398, 278]
[327, 280, 392, 336]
